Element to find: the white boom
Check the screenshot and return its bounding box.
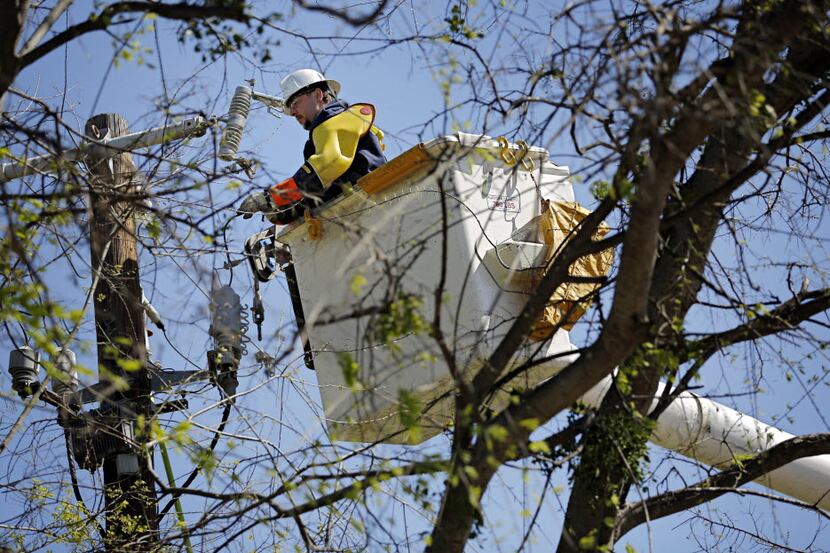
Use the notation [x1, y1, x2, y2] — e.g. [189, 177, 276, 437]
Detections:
[581, 376, 830, 510]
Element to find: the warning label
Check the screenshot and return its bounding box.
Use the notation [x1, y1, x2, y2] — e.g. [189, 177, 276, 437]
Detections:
[487, 194, 520, 213]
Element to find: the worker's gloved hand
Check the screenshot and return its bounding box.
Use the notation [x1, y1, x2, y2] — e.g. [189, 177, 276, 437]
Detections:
[263, 204, 303, 225]
[265, 210, 287, 224]
[238, 190, 273, 219]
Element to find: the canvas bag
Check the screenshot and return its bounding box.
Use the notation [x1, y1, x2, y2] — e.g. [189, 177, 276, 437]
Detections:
[522, 200, 614, 340]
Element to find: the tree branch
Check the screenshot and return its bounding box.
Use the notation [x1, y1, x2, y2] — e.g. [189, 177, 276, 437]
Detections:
[616, 433, 830, 538]
[697, 288, 830, 355]
[17, 0, 73, 57]
[291, 0, 389, 26]
[18, 1, 249, 70]
[651, 287, 830, 417]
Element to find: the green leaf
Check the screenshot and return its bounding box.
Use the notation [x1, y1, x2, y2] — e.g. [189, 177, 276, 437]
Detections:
[350, 273, 367, 296]
[519, 418, 540, 431]
[467, 485, 481, 507]
[528, 440, 551, 454]
[398, 389, 422, 443]
[116, 358, 142, 372]
[487, 425, 508, 442]
[578, 535, 597, 550]
[337, 353, 361, 391]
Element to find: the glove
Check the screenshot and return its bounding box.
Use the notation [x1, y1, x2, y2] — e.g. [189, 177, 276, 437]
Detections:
[264, 204, 303, 225]
[238, 190, 273, 219]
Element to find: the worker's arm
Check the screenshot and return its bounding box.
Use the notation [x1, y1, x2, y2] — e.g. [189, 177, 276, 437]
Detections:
[238, 105, 375, 223]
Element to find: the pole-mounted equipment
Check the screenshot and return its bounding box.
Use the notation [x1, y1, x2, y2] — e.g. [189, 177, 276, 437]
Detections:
[218, 80, 285, 164]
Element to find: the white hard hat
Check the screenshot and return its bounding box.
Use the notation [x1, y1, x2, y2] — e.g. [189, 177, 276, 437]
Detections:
[280, 69, 341, 105]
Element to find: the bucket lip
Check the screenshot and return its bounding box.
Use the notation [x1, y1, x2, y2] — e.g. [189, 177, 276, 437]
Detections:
[275, 187, 369, 243]
[431, 132, 550, 158]
[275, 132, 559, 244]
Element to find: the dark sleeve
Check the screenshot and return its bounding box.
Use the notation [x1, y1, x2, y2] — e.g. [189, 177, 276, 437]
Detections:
[291, 163, 326, 205]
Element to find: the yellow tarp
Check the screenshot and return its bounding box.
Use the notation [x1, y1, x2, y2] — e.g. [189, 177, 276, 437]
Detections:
[524, 200, 614, 340]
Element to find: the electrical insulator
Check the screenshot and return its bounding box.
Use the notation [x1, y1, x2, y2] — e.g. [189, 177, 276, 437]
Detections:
[209, 285, 243, 398]
[8, 346, 40, 399]
[51, 347, 78, 396]
[141, 293, 165, 331]
[218, 85, 252, 161]
[210, 285, 243, 359]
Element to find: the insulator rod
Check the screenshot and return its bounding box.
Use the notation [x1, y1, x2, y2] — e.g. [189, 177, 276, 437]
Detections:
[0, 115, 212, 182]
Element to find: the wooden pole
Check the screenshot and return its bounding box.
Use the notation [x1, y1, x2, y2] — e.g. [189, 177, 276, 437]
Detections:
[84, 113, 158, 551]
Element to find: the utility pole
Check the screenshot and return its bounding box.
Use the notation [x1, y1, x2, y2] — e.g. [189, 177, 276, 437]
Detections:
[3, 110, 213, 550]
[84, 113, 158, 550]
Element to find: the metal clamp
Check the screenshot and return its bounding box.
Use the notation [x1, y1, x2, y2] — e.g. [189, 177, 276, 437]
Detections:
[252, 280, 265, 341]
[497, 136, 517, 166]
[515, 140, 536, 172]
[305, 211, 322, 240]
[244, 228, 280, 282]
[497, 137, 536, 172]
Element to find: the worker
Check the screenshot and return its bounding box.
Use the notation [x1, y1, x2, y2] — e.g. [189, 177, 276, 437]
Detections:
[239, 69, 387, 224]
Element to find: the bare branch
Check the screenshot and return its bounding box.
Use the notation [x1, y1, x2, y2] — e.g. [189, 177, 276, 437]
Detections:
[616, 433, 830, 538]
[291, 0, 389, 26]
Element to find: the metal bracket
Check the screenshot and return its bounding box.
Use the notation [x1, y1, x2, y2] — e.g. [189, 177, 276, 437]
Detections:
[1, 115, 214, 182]
[71, 402, 135, 471]
[78, 366, 209, 404]
[244, 227, 291, 282]
[150, 369, 209, 391]
[252, 279, 265, 341]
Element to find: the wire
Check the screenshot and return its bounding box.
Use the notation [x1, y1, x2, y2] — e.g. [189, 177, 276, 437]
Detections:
[153, 24, 169, 108]
[158, 441, 194, 553]
[221, 215, 238, 287]
[162, 329, 205, 371]
[64, 432, 106, 542]
[157, 403, 231, 518]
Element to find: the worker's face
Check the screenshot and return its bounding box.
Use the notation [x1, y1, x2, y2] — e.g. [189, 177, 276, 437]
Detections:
[289, 88, 325, 130]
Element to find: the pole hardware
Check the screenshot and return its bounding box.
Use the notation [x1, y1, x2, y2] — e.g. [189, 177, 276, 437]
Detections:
[0, 116, 214, 183]
[7, 346, 90, 427]
[70, 402, 137, 471]
[243, 226, 292, 340]
[253, 281, 265, 341]
[218, 79, 285, 163]
[244, 226, 291, 282]
[141, 294, 165, 331]
[149, 368, 209, 392]
[51, 348, 79, 396]
[7, 346, 41, 399]
[5, 344, 207, 472]
[208, 284, 246, 399]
